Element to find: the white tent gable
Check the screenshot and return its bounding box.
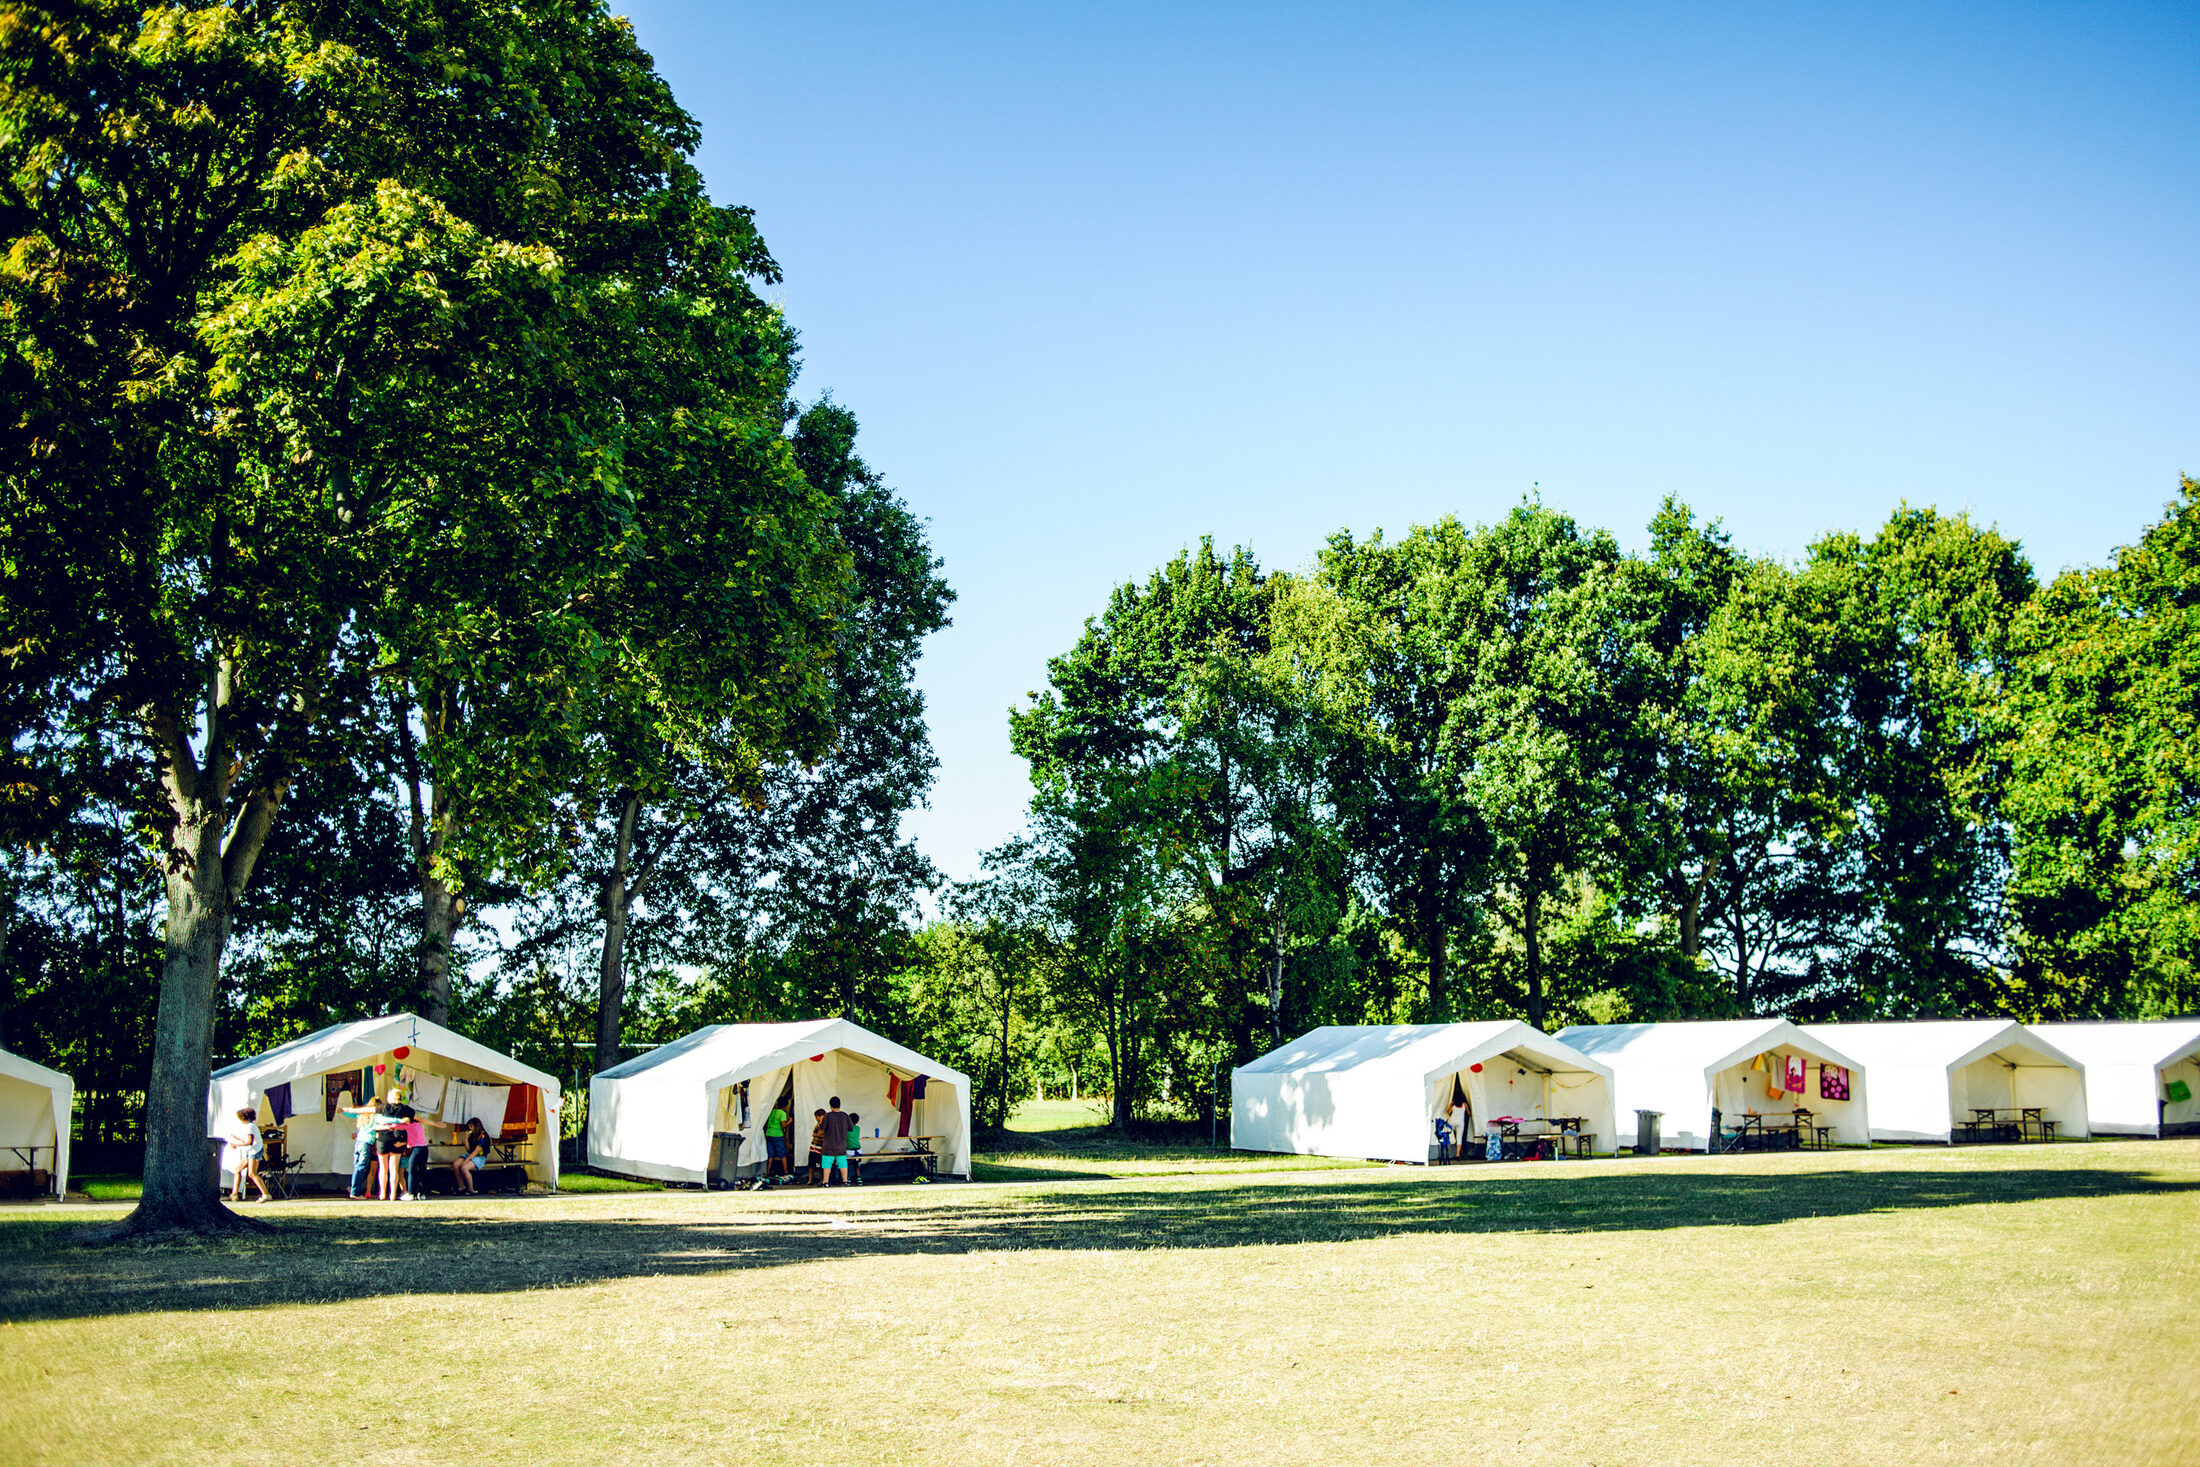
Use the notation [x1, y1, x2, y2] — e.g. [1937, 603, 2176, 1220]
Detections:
[1558, 1018, 1858, 1075]
[1803, 1021, 2088, 1142]
[208, 1013, 562, 1188]
[1233, 1022, 1617, 1163]
[596, 1018, 965, 1098]
[0, 1046, 73, 1198]
[2032, 1020, 2200, 1135]
[210, 1013, 560, 1105]
[1806, 1020, 2080, 1073]
[1555, 1019, 1869, 1152]
[590, 1019, 974, 1184]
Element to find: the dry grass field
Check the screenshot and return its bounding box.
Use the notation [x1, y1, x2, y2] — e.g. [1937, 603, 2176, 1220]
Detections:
[3, 1141, 2196, 1466]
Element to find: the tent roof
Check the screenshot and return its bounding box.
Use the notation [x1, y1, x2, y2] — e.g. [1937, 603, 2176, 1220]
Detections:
[211, 1013, 559, 1098]
[2030, 1020, 2200, 1070]
[594, 1018, 970, 1094]
[1806, 1020, 2080, 1072]
[1556, 1019, 1860, 1075]
[1235, 1022, 1608, 1082]
[0, 1045, 72, 1095]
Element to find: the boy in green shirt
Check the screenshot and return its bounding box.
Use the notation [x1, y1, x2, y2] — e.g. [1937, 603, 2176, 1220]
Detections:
[763, 1102, 791, 1179]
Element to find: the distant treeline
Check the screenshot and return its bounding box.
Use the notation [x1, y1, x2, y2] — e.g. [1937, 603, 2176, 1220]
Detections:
[918, 485, 2200, 1130]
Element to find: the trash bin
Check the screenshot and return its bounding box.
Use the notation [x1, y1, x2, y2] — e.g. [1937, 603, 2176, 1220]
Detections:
[1634, 1109, 1663, 1157]
[206, 1135, 227, 1197]
[707, 1131, 745, 1190]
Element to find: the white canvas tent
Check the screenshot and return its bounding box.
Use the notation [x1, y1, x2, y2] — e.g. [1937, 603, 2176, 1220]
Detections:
[1803, 1021, 2089, 1143]
[588, 1019, 972, 1183]
[1555, 1019, 1870, 1152]
[2031, 1020, 2200, 1137]
[0, 1047, 73, 1199]
[1231, 1022, 1617, 1164]
[208, 1014, 562, 1189]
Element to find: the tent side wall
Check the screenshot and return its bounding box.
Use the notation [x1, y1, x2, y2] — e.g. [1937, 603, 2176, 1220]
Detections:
[1610, 1065, 1717, 1151]
[2079, 1064, 2166, 1135]
[1853, 1060, 1959, 1143]
[1231, 1066, 1399, 1161]
[588, 1073, 715, 1184]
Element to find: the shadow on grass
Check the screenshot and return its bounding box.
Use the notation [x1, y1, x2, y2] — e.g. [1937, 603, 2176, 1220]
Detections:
[2, 1159, 2191, 1324]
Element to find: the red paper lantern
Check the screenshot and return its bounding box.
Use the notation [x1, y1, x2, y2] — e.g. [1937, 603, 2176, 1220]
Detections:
[810, 1054, 825, 1062]
[374, 1062, 387, 1073]
[1469, 1062, 1483, 1073]
[393, 1045, 411, 1060]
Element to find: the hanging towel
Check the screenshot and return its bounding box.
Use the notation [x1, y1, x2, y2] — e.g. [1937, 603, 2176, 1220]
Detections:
[501, 1084, 537, 1134]
[887, 1075, 902, 1107]
[264, 1082, 294, 1125]
[910, 1075, 929, 1099]
[897, 1090, 915, 1137]
[448, 1080, 511, 1129]
[1820, 1065, 1850, 1101]
[405, 1071, 448, 1114]
[1785, 1056, 1807, 1095]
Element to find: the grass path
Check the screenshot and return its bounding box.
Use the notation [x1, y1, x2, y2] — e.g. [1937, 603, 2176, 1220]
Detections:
[3, 1142, 2196, 1465]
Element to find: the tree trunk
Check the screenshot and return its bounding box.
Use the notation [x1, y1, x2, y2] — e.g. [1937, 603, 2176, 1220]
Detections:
[1268, 909, 1287, 1047]
[1730, 908, 1754, 1014]
[419, 870, 459, 1026]
[594, 788, 642, 1074]
[1678, 882, 1701, 961]
[1423, 893, 1448, 1023]
[89, 706, 283, 1241]
[996, 981, 1013, 1130]
[1523, 883, 1545, 1030]
[1107, 940, 1133, 1132]
[397, 689, 460, 1024]
[0, 878, 12, 1050]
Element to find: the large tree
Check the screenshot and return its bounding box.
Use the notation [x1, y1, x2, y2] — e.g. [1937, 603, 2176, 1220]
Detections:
[1405, 506, 1649, 1028]
[574, 400, 948, 1070]
[1798, 508, 2035, 1016]
[0, 1, 847, 1235]
[1306, 528, 1489, 1021]
[2005, 479, 2200, 1018]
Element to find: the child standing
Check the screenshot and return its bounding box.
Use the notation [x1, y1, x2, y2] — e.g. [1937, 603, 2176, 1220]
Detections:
[806, 1108, 827, 1185]
[402, 1111, 431, 1199]
[374, 1087, 413, 1202]
[845, 1111, 862, 1185]
[763, 1100, 792, 1179]
[338, 1093, 378, 1198]
[227, 1108, 272, 1203]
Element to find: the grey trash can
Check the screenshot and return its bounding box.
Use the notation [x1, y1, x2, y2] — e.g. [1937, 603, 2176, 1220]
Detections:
[1634, 1109, 1663, 1157]
[707, 1131, 745, 1189]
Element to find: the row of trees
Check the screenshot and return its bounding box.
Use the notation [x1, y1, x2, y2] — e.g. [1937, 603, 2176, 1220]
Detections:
[1, 2, 948, 1233]
[915, 486, 2200, 1130]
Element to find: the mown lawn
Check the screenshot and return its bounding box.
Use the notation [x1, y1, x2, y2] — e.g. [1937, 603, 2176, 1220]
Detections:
[3, 1142, 2195, 1465]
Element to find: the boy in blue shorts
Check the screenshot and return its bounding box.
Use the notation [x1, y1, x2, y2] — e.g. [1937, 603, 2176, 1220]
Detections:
[818, 1097, 854, 1187]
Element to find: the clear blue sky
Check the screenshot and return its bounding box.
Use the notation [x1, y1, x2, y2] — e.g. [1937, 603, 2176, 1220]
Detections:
[615, 2, 2200, 885]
